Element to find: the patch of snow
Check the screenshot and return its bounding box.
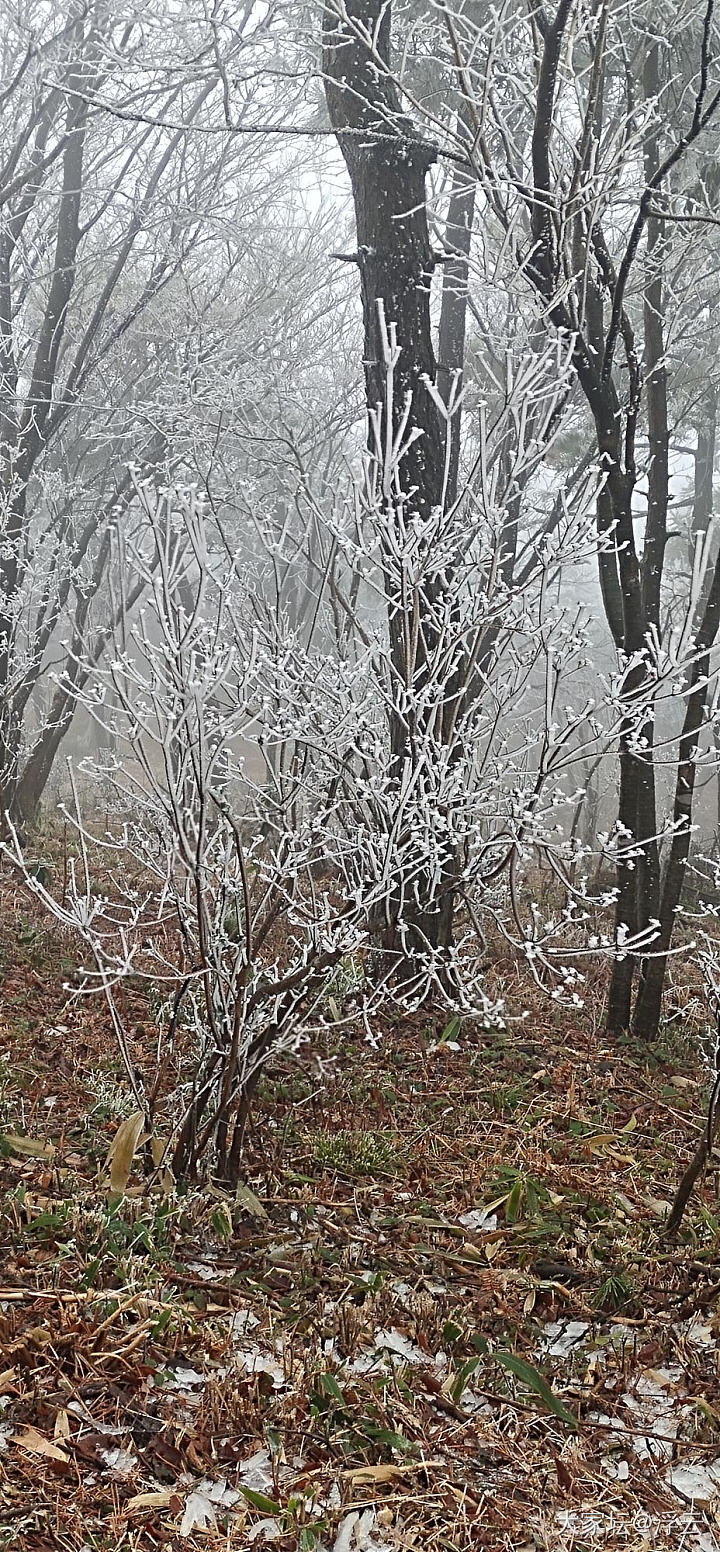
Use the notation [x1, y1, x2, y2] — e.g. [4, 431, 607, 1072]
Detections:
[667, 1461, 720, 1505]
[351, 1351, 383, 1375]
[230, 1308, 260, 1338]
[587, 1409, 623, 1434]
[187, 1260, 224, 1282]
[179, 1479, 241, 1537]
[694, 1532, 720, 1552]
[373, 1328, 426, 1365]
[542, 1320, 589, 1358]
[619, 1383, 682, 1463]
[676, 1315, 716, 1349]
[201, 1477, 241, 1507]
[99, 1446, 138, 1477]
[334, 1509, 392, 1552]
[458, 1388, 491, 1415]
[246, 1519, 281, 1543]
[605, 1323, 638, 1347]
[236, 1345, 286, 1388]
[67, 1400, 125, 1435]
[316, 1481, 342, 1511]
[459, 1208, 498, 1233]
[180, 1491, 216, 1536]
[167, 1365, 206, 1390]
[238, 1449, 274, 1493]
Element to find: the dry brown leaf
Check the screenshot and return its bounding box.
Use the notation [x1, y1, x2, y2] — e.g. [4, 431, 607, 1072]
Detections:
[150, 1135, 167, 1166]
[25, 1324, 52, 1347]
[3, 1132, 55, 1160]
[641, 1193, 671, 1216]
[106, 1110, 145, 1198]
[0, 1368, 17, 1395]
[343, 1461, 441, 1485]
[13, 1425, 70, 1464]
[583, 1133, 636, 1164]
[235, 1181, 268, 1219]
[149, 1136, 174, 1193]
[54, 1410, 71, 1441]
[127, 1489, 175, 1511]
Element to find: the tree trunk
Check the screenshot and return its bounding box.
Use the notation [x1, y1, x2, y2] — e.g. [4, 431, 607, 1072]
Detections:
[323, 0, 458, 967]
[632, 396, 720, 1039]
[605, 43, 669, 1034]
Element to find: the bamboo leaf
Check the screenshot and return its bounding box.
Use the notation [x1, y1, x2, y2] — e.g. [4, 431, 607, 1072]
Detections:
[3, 1132, 55, 1160]
[235, 1182, 268, 1219]
[106, 1111, 145, 1199]
[494, 1352, 578, 1429]
[319, 1372, 346, 1404]
[239, 1487, 281, 1515]
[505, 1177, 523, 1223]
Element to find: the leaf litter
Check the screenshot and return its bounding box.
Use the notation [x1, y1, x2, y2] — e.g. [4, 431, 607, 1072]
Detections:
[3, 888, 720, 1547]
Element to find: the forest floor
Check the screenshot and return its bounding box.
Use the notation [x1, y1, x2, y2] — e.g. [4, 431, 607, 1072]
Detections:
[2, 881, 720, 1549]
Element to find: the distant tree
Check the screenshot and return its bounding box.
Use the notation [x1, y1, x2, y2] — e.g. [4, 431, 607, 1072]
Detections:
[0, 0, 343, 830]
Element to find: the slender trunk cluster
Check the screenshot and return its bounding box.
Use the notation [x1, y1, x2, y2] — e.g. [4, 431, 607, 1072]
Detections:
[518, 17, 720, 1038]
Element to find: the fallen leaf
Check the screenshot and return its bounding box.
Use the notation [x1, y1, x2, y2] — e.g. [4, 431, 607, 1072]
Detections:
[641, 1193, 671, 1216]
[235, 1182, 268, 1219]
[3, 1132, 54, 1159]
[583, 1133, 636, 1164]
[620, 1113, 638, 1133]
[150, 1134, 168, 1167]
[495, 1352, 578, 1429]
[343, 1461, 440, 1485]
[127, 1489, 175, 1512]
[150, 1134, 174, 1192]
[106, 1111, 145, 1198]
[13, 1425, 70, 1464]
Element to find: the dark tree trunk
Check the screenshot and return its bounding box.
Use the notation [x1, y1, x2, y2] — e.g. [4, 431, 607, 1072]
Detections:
[630, 540, 720, 1042]
[323, 0, 459, 965]
[605, 43, 669, 1034]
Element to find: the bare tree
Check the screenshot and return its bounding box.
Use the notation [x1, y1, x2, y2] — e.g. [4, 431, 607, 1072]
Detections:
[0, 0, 327, 829]
[320, 0, 580, 977]
[335, 0, 720, 1036]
